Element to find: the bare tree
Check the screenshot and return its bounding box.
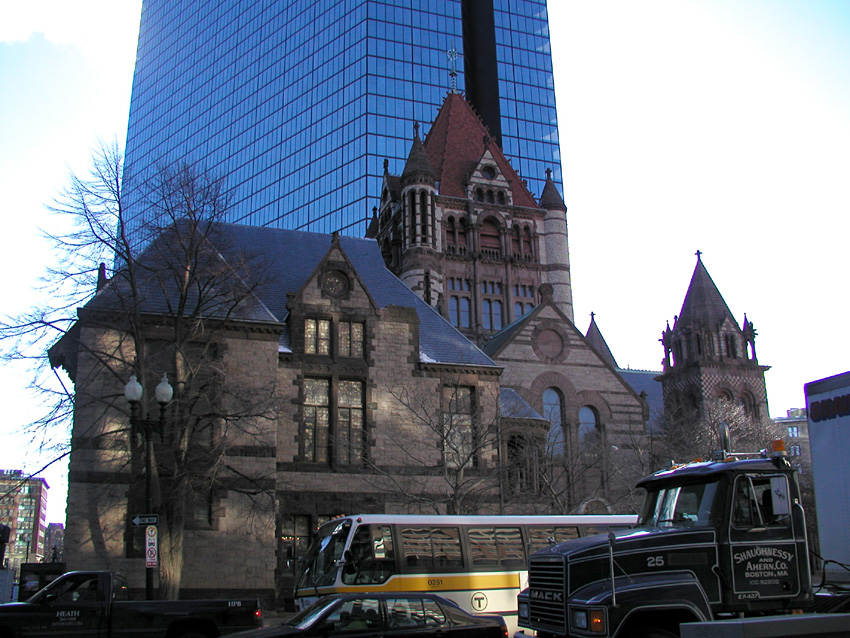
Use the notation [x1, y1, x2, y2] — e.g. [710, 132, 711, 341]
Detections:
[662, 397, 784, 463]
[2, 142, 280, 598]
[365, 380, 503, 515]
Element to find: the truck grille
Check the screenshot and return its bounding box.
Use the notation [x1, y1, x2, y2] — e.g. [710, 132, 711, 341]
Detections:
[528, 556, 566, 629]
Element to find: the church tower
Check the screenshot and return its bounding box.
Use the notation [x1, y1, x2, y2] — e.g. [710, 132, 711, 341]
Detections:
[370, 92, 574, 345]
[657, 252, 769, 425]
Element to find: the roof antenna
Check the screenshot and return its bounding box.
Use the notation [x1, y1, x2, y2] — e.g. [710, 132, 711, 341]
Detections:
[447, 47, 460, 93]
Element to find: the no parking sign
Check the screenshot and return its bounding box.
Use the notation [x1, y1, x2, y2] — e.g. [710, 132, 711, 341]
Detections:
[145, 525, 158, 567]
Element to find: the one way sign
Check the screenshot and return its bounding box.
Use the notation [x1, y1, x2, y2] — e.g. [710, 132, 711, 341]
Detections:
[132, 514, 158, 526]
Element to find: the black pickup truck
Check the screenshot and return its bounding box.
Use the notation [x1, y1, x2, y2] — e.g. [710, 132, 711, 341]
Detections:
[0, 571, 263, 637]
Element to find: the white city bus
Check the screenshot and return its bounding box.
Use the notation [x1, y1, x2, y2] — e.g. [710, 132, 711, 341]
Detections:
[293, 514, 636, 631]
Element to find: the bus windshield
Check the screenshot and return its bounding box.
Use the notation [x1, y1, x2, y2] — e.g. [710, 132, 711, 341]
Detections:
[296, 518, 352, 590]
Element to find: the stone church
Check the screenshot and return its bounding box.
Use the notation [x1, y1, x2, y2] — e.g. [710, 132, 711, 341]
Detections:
[51, 93, 767, 605]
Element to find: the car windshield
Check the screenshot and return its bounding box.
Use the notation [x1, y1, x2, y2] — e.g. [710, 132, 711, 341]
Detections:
[638, 479, 721, 528]
[286, 597, 340, 629]
[295, 519, 352, 590]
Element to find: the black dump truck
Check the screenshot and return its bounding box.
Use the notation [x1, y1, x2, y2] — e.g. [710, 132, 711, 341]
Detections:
[0, 570, 263, 637]
[516, 438, 850, 637]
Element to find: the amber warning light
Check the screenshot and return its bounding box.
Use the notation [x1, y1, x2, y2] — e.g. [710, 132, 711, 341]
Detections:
[771, 439, 787, 457]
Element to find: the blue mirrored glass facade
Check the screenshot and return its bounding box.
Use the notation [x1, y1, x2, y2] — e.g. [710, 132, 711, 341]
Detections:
[123, 0, 561, 238]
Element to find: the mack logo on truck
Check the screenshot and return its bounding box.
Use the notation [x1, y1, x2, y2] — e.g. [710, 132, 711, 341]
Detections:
[529, 590, 563, 603]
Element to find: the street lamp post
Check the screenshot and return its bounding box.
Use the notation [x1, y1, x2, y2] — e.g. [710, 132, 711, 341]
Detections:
[124, 373, 173, 600]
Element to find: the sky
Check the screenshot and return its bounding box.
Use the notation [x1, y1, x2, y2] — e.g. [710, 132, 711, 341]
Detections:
[1, 0, 849, 525]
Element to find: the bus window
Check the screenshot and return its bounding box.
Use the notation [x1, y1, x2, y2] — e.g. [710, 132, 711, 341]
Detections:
[401, 526, 462, 569]
[528, 526, 580, 553]
[342, 524, 397, 585]
[468, 527, 526, 568]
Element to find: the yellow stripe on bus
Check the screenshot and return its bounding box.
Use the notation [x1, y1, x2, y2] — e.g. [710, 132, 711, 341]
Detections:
[298, 572, 522, 595]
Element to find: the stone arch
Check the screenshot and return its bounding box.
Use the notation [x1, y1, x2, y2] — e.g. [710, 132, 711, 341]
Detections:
[529, 371, 578, 417]
[574, 390, 613, 426]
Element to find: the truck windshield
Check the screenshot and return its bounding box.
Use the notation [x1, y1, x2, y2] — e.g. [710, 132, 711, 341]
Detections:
[296, 518, 352, 590]
[639, 479, 721, 528]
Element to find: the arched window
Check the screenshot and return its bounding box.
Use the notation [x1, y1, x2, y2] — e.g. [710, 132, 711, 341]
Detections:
[725, 334, 738, 358]
[497, 191, 506, 205]
[420, 191, 429, 239]
[543, 388, 564, 455]
[578, 407, 599, 443]
[408, 191, 416, 241]
[457, 219, 468, 253]
[511, 227, 521, 256]
[445, 216, 456, 252]
[522, 227, 533, 259]
[480, 218, 501, 255]
[486, 189, 495, 203]
[475, 188, 484, 202]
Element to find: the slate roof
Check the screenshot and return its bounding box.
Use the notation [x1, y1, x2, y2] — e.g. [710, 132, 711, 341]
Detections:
[584, 313, 618, 369]
[539, 170, 566, 211]
[423, 92, 539, 207]
[86, 222, 498, 369]
[500, 388, 545, 421]
[617, 369, 664, 432]
[676, 255, 738, 329]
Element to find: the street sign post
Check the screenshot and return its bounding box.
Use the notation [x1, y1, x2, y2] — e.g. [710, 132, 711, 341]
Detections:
[145, 525, 158, 568]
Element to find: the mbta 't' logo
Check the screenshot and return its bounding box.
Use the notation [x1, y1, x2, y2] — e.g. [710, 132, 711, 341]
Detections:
[471, 592, 488, 611]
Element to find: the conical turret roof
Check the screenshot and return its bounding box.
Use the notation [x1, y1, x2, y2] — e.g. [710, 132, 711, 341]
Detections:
[401, 123, 436, 184]
[539, 168, 566, 210]
[677, 253, 737, 329]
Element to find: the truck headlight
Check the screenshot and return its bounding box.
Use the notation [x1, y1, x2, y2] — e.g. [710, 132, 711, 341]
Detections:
[573, 610, 588, 630]
[572, 608, 605, 633]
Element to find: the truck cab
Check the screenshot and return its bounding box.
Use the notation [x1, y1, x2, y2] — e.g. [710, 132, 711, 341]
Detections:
[517, 444, 812, 637]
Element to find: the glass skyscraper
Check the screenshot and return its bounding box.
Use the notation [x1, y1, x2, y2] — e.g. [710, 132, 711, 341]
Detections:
[123, 0, 562, 237]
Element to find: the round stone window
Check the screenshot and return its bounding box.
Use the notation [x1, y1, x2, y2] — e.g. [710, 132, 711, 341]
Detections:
[537, 329, 564, 358]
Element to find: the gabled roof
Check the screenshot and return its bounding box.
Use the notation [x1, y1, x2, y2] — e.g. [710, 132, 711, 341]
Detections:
[481, 307, 536, 358]
[423, 92, 538, 208]
[676, 254, 738, 329]
[584, 313, 618, 369]
[83, 223, 498, 369]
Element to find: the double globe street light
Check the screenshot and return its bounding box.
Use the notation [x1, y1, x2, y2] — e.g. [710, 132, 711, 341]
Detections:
[124, 373, 173, 600]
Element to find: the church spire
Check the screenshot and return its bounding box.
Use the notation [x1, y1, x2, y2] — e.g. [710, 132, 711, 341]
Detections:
[658, 252, 770, 423]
